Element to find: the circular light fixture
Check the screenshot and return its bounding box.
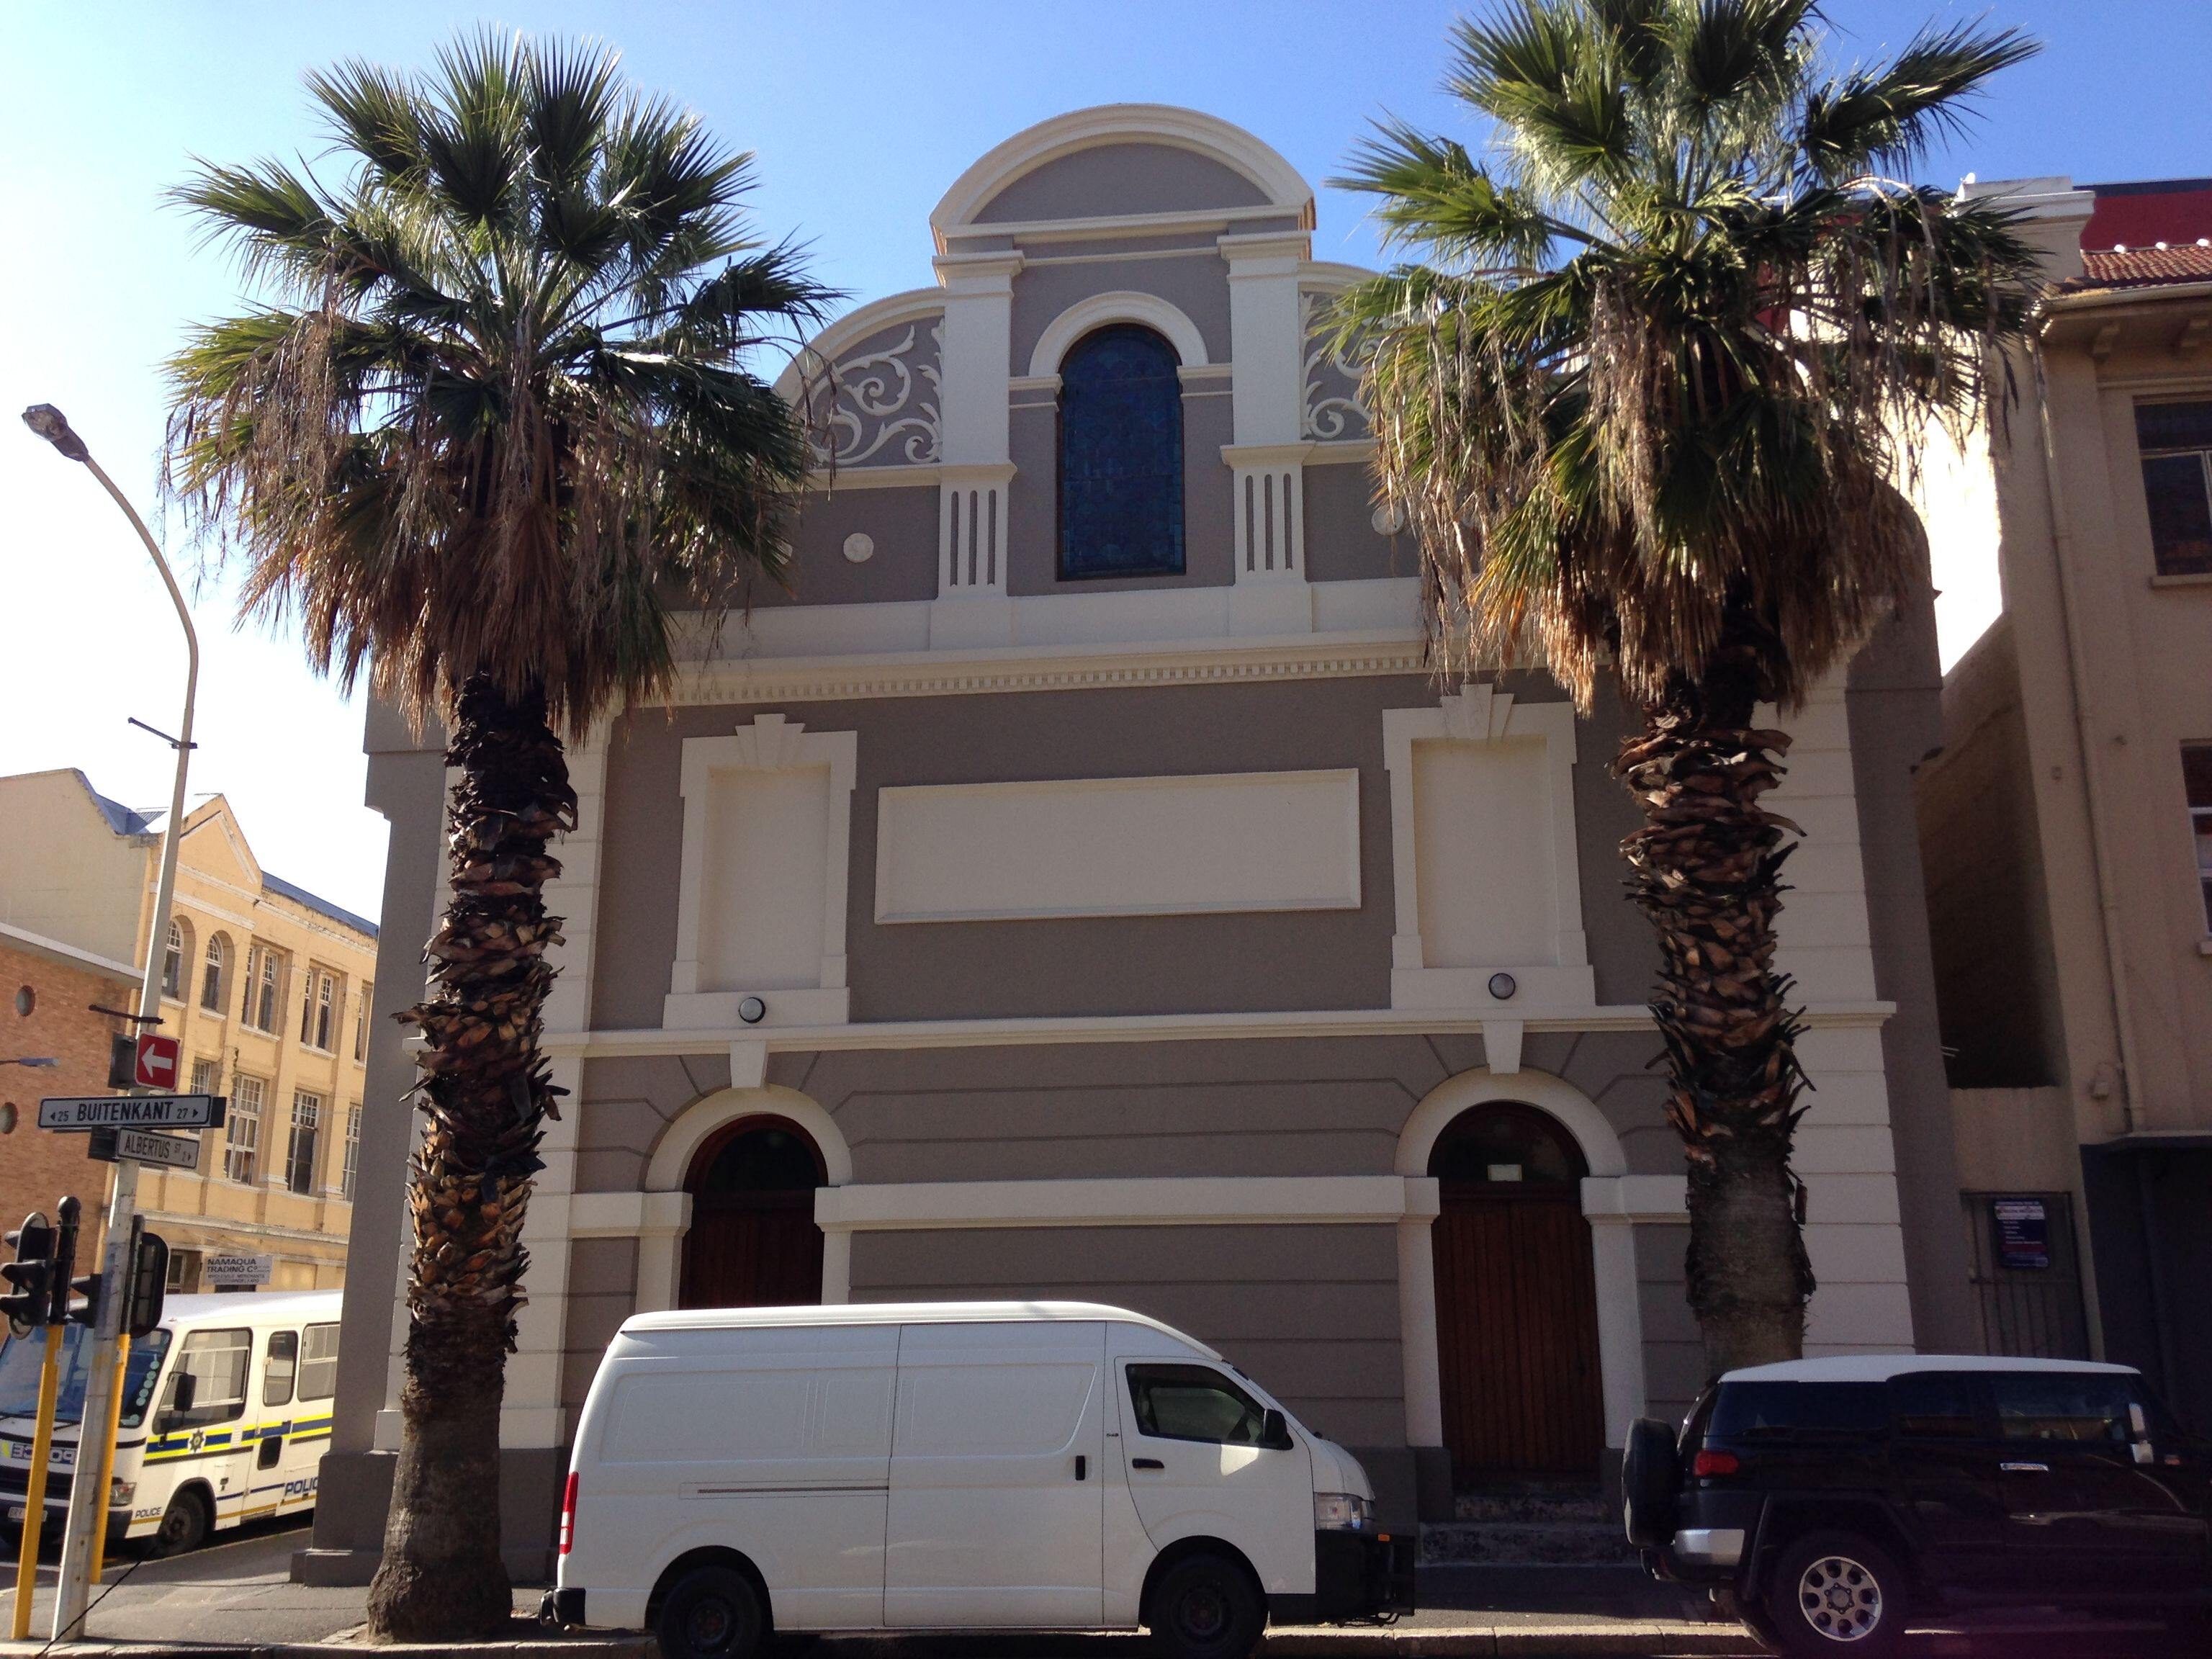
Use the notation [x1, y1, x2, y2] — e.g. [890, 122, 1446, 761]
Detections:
[1486, 972, 1518, 1002]
[737, 996, 767, 1025]
[842, 532, 875, 565]
[1370, 503, 1406, 536]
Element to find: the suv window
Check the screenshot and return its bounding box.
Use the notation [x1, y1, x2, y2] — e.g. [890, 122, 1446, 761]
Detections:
[1710, 1381, 1888, 1439]
[1991, 1372, 2136, 1444]
[1889, 1371, 1981, 1438]
[1127, 1364, 1273, 1445]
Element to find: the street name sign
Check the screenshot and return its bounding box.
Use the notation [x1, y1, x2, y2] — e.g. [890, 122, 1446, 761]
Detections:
[86, 1126, 202, 1171]
[204, 1252, 273, 1288]
[37, 1094, 227, 1132]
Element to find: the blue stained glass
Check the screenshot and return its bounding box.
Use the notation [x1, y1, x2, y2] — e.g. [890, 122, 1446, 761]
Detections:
[1058, 325, 1184, 579]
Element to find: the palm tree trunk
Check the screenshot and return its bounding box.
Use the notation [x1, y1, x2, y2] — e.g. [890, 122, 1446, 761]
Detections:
[367, 673, 575, 1641]
[1613, 609, 1816, 1375]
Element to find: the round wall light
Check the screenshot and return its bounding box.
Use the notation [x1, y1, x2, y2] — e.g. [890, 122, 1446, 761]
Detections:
[737, 995, 767, 1025]
[842, 532, 875, 565]
[1370, 503, 1407, 536]
[1485, 972, 1518, 1002]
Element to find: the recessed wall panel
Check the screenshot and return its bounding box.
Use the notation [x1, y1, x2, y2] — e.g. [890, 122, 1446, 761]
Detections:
[875, 770, 1361, 924]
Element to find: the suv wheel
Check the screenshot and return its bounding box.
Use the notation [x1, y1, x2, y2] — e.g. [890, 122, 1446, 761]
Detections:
[656, 1562, 765, 1659]
[1622, 1416, 1678, 1547]
[1148, 1552, 1264, 1659]
[1766, 1532, 1907, 1658]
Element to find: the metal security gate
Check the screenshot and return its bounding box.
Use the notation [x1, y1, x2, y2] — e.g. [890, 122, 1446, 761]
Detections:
[1964, 1191, 2090, 1359]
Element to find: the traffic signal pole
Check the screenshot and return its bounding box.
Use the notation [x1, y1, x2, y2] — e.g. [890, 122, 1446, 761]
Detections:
[8, 1323, 62, 1640]
[29, 415, 199, 1644]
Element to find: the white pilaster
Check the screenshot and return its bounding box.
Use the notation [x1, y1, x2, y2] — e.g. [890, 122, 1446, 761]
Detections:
[931, 251, 1022, 648]
[1221, 230, 1316, 637]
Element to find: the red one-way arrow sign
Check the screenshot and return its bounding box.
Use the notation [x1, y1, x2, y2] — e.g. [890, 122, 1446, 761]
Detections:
[134, 1033, 181, 1090]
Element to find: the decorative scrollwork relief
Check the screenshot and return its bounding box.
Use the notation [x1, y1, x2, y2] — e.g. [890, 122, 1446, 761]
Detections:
[1300, 290, 1370, 442]
[804, 321, 943, 467]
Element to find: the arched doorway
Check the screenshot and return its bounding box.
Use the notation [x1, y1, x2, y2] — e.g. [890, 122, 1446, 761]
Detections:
[1430, 1102, 1605, 1479]
[679, 1116, 826, 1309]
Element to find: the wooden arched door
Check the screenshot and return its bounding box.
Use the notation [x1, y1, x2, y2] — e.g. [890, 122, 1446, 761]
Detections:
[680, 1116, 826, 1309]
[1429, 1102, 1605, 1479]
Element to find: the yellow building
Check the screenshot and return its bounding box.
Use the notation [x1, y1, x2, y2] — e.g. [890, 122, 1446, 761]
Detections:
[0, 769, 379, 1290]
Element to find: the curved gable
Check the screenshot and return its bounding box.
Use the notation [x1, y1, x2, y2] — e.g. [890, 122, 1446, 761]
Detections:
[932, 104, 1313, 243]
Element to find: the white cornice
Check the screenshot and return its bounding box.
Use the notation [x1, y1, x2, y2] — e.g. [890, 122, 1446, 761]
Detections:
[815, 1174, 1433, 1233]
[667, 628, 1427, 707]
[539, 999, 1897, 1060]
[806, 464, 940, 493]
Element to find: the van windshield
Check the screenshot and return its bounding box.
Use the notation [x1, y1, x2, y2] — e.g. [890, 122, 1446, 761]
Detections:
[0, 1327, 172, 1429]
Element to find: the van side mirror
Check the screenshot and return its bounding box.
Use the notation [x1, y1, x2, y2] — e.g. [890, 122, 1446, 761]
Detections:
[1261, 1408, 1292, 1450]
[2129, 1401, 2154, 1464]
[166, 1371, 197, 1419]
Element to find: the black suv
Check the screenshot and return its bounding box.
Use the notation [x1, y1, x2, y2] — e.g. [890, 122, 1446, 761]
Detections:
[1623, 1357, 2211, 1656]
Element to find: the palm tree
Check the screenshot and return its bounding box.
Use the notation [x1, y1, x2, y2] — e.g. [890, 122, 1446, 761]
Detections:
[165, 34, 826, 1639]
[1336, 0, 2039, 1374]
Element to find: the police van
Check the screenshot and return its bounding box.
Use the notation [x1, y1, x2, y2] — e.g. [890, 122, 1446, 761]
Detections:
[0, 1290, 341, 1554]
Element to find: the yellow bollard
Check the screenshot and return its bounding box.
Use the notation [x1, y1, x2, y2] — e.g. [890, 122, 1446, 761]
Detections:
[84, 1334, 130, 1587]
[9, 1323, 65, 1640]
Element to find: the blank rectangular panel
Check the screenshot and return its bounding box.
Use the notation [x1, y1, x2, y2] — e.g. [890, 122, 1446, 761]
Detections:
[701, 765, 831, 990]
[874, 770, 1361, 923]
[1411, 737, 1555, 967]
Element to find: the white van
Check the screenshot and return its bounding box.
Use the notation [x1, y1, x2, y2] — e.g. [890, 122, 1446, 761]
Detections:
[0, 1290, 342, 1555]
[548, 1301, 1413, 1659]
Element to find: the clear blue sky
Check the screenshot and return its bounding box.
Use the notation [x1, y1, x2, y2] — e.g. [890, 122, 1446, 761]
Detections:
[4, 1, 2208, 924]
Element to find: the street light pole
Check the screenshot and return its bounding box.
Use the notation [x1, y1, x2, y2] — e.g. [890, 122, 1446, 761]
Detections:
[22, 404, 198, 1641]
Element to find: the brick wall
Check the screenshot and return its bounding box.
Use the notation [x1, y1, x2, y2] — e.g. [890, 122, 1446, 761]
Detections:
[0, 941, 135, 1257]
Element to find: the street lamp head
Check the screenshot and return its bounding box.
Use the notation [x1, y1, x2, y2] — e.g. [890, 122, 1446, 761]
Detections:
[22, 404, 90, 464]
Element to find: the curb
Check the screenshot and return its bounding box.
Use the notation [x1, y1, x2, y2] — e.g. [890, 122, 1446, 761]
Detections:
[1, 1624, 1761, 1659]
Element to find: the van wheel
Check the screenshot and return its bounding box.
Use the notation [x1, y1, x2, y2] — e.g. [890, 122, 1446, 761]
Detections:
[148, 1488, 210, 1557]
[1766, 1532, 1907, 1658]
[657, 1563, 765, 1659]
[1148, 1553, 1264, 1659]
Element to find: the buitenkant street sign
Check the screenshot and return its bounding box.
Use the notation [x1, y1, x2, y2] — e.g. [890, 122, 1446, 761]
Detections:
[37, 1094, 227, 1131]
[87, 1126, 202, 1171]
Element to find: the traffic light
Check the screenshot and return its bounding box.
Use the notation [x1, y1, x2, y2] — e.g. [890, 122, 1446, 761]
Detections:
[3, 1213, 55, 1339]
[125, 1220, 167, 1340]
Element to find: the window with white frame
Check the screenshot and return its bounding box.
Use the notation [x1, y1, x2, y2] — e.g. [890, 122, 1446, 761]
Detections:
[2186, 744, 2212, 932]
[200, 934, 228, 1015]
[2138, 400, 2212, 576]
[286, 1091, 322, 1195]
[353, 984, 372, 1063]
[305, 973, 336, 1051]
[341, 1104, 361, 1201]
[189, 1055, 220, 1097]
[226, 1074, 265, 1183]
[246, 946, 283, 1033]
[161, 919, 188, 1001]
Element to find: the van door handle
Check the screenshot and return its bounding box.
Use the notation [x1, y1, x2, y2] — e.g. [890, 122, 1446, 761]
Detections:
[1132, 1457, 1164, 1470]
[2000, 1462, 2049, 1474]
[1074, 1456, 1086, 1481]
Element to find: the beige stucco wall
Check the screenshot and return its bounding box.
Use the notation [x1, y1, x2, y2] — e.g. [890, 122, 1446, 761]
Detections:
[0, 770, 148, 966]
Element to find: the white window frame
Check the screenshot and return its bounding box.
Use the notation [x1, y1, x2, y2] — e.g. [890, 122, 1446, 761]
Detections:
[665, 715, 856, 1029]
[1382, 685, 1595, 1020]
[161, 919, 187, 1002]
[200, 933, 228, 1015]
[226, 1074, 265, 1184]
[287, 1090, 323, 1195]
[354, 984, 372, 1063]
[340, 1104, 361, 1201]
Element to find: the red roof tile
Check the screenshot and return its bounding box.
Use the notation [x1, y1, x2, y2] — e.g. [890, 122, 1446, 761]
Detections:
[2065, 243, 2212, 291]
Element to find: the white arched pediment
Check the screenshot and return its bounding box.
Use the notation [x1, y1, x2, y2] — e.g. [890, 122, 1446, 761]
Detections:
[931, 103, 1314, 241]
[644, 1084, 854, 1191]
[1395, 1066, 1628, 1178]
[1029, 291, 1210, 378]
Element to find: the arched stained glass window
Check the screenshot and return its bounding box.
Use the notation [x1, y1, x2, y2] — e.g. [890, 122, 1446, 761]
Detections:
[1058, 324, 1184, 580]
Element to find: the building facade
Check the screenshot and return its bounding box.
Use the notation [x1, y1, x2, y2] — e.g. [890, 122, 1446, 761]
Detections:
[310, 106, 1969, 1582]
[0, 768, 379, 1290]
[0, 925, 139, 1259]
[1917, 177, 2212, 1431]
